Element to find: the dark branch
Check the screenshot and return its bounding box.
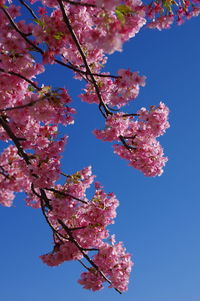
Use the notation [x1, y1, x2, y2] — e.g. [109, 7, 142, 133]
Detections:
[122, 113, 140, 117]
[65, 0, 96, 7]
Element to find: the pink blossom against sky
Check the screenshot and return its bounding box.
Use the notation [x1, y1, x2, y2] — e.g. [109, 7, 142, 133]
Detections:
[0, 2, 200, 301]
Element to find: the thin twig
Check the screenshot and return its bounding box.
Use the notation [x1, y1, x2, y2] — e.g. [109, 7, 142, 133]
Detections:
[119, 135, 136, 151]
[65, 0, 96, 7]
[0, 68, 41, 91]
[0, 99, 42, 112]
[78, 259, 90, 270]
[123, 135, 137, 140]
[19, 0, 38, 19]
[82, 247, 99, 251]
[55, 58, 120, 79]
[45, 187, 88, 204]
[70, 226, 87, 231]
[122, 113, 140, 117]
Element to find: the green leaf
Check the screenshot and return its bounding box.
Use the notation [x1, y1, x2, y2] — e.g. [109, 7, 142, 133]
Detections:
[53, 32, 64, 40]
[28, 85, 35, 92]
[162, 0, 173, 11]
[33, 18, 45, 28]
[40, 85, 51, 95]
[115, 4, 133, 25]
[115, 9, 126, 25]
[116, 4, 133, 15]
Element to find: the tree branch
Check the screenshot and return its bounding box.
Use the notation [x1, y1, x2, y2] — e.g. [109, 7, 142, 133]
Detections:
[57, 0, 111, 117]
[65, 0, 96, 7]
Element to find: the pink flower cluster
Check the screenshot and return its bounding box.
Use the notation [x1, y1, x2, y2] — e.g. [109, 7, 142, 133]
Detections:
[0, 146, 31, 207]
[0, 0, 176, 293]
[81, 69, 146, 108]
[78, 240, 133, 292]
[0, 3, 75, 203]
[94, 103, 170, 176]
[145, 0, 200, 29]
[40, 167, 132, 292]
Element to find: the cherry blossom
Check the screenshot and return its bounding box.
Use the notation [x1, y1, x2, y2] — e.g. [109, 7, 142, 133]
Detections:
[0, 0, 197, 294]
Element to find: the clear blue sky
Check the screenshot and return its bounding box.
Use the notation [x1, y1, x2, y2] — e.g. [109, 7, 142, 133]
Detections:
[1, 10, 200, 301]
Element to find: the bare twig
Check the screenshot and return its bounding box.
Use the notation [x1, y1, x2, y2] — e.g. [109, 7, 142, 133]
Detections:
[122, 113, 140, 117]
[55, 58, 120, 79]
[64, 0, 96, 7]
[78, 259, 90, 270]
[119, 135, 136, 151]
[19, 0, 38, 19]
[45, 187, 88, 204]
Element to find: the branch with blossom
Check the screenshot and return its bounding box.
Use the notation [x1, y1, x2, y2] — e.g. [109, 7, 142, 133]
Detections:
[1, 0, 195, 293]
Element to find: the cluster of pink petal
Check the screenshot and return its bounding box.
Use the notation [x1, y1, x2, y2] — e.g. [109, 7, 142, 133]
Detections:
[114, 140, 167, 177]
[138, 102, 170, 137]
[0, 146, 33, 207]
[0, 0, 175, 293]
[95, 0, 121, 11]
[94, 113, 130, 141]
[23, 0, 145, 75]
[83, 1, 146, 54]
[40, 242, 83, 266]
[148, 15, 174, 30]
[30, 0, 146, 56]
[40, 167, 132, 291]
[41, 167, 119, 251]
[145, 0, 200, 29]
[0, 4, 75, 204]
[78, 239, 133, 292]
[47, 166, 95, 220]
[94, 103, 170, 176]
[81, 69, 146, 108]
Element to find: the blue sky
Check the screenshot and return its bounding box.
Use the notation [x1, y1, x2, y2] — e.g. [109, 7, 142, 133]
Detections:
[1, 9, 200, 301]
